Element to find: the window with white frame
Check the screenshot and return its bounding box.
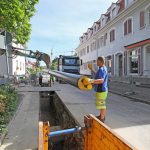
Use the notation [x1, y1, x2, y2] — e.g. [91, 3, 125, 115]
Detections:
[110, 29, 115, 42]
[16, 60, 18, 70]
[87, 46, 89, 53]
[23, 63, 24, 71]
[124, 18, 132, 35]
[104, 33, 107, 46]
[94, 41, 96, 50]
[84, 48, 86, 55]
[100, 36, 104, 47]
[97, 38, 100, 49]
[20, 62, 22, 71]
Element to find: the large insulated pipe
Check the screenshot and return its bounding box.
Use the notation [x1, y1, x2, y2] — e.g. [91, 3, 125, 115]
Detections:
[49, 127, 82, 138]
[48, 70, 92, 90]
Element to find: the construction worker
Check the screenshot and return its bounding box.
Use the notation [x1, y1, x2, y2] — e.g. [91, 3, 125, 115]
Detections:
[88, 56, 108, 123]
[50, 75, 54, 84]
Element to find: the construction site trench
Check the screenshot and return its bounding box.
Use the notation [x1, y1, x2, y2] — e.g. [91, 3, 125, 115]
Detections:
[39, 91, 84, 150]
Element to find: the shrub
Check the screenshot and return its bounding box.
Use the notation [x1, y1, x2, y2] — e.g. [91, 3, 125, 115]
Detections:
[0, 85, 18, 134]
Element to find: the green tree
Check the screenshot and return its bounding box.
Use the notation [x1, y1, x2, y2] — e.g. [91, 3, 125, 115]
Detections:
[51, 58, 58, 70]
[0, 0, 39, 44]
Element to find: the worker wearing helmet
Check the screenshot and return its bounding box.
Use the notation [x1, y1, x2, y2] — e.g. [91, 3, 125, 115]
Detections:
[88, 56, 108, 123]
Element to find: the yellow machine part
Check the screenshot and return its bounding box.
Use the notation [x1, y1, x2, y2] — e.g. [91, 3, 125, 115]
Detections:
[77, 76, 93, 90]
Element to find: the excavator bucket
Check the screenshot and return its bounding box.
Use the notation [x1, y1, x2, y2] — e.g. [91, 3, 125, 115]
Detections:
[40, 53, 50, 69]
[0, 47, 50, 69]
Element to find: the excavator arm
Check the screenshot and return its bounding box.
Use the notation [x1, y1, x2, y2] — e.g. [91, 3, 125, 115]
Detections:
[0, 47, 50, 68]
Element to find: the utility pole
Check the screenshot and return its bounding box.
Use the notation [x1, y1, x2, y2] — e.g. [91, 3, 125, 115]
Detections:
[50, 49, 53, 63]
[4, 31, 10, 77]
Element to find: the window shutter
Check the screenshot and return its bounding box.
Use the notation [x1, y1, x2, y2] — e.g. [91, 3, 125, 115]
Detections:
[128, 19, 132, 34]
[110, 31, 112, 42]
[113, 30, 115, 41]
[140, 11, 145, 28]
[124, 21, 127, 35]
[110, 30, 115, 42]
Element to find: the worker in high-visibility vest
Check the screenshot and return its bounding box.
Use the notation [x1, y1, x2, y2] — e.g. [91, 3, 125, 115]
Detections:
[88, 56, 108, 123]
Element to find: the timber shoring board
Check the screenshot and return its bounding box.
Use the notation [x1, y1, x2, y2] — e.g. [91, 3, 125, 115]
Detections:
[84, 114, 138, 150]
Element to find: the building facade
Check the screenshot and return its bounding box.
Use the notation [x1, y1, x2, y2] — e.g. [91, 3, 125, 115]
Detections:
[75, 0, 150, 77]
[12, 43, 26, 76]
[0, 35, 26, 77]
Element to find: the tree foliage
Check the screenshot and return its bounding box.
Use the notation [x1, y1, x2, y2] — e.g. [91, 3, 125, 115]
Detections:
[0, 85, 18, 133]
[0, 0, 39, 44]
[51, 58, 58, 70]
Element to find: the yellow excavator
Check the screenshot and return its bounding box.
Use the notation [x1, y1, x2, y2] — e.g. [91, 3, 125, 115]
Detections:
[0, 46, 50, 68]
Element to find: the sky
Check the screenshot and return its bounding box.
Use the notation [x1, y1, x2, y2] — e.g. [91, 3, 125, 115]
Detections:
[27, 0, 116, 60]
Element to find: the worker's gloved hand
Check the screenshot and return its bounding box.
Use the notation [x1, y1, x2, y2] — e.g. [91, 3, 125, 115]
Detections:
[88, 64, 92, 70]
[88, 79, 94, 84]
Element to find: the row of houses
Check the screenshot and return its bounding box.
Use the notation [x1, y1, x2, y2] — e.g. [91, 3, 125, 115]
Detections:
[0, 34, 26, 77]
[75, 0, 150, 77]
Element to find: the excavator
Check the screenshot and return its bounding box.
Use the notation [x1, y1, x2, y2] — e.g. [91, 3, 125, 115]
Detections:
[0, 46, 50, 68]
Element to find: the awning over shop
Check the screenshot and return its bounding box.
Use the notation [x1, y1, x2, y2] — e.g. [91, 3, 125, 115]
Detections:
[124, 38, 150, 49]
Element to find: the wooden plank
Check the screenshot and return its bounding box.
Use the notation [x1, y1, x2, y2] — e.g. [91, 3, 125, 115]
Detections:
[38, 122, 44, 150]
[84, 130, 88, 150]
[43, 122, 49, 150]
[92, 117, 135, 150]
[87, 128, 92, 150]
[84, 114, 138, 150]
[93, 120, 132, 150]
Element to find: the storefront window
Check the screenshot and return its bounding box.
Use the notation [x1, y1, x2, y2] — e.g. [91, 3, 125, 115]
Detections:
[129, 50, 138, 73]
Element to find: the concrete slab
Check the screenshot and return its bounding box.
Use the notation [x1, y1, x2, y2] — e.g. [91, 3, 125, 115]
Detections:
[0, 92, 39, 150]
[55, 83, 150, 150]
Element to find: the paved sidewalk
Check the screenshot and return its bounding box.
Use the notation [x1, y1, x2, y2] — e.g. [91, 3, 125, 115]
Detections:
[0, 92, 39, 150]
[56, 83, 150, 150]
[109, 80, 150, 104]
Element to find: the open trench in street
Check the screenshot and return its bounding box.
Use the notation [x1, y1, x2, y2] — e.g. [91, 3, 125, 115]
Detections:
[39, 91, 84, 150]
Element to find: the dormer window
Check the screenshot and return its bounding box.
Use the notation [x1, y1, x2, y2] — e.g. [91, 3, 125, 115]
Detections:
[106, 13, 111, 23]
[85, 34, 88, 40]
[112, 8, 116, 18]
[98, 22, 101, 30]
[102, 18, 105, 26]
